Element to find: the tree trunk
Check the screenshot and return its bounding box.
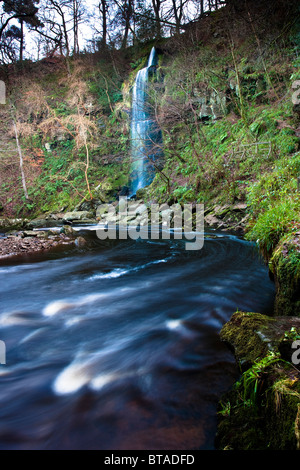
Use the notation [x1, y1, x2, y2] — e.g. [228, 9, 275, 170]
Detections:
[13, 120, 29, 200]
[172, 0, 180, 34]
[73, 0, 80, 55]
[99, 0, 107, 48]
[19, 19, 24, 62]
[152, 0, 162, 39]
[121, 0, 134, 49]
[200, 0, 204, 16]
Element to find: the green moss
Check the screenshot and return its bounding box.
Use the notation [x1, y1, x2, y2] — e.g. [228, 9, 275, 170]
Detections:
[217, 312, 300, 450]
[270, 238, 300, 316]
[217, 363, 300, 450]
[220, 311, 277, 369]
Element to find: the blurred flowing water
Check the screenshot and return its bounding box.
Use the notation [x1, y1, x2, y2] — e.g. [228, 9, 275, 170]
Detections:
[130, 47, 163, 194]
[0, 229, 275, 450]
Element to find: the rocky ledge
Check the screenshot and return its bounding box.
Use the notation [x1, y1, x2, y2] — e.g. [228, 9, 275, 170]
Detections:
[0, 210, 99, 259]
[0, 230, 77, 259]
[216, 311, 300, 450]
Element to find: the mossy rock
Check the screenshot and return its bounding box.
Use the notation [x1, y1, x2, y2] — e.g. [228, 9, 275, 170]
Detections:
[63, 211, 95, 222]
[217, 311, 300, 450]
[93, 178, 123, 202]
[270, 236, 300, 317]
[220, 311, 278, 370]
[0, 218, 28, 232]
[136, 187, 149, 201]
[217, 361, 300, 450]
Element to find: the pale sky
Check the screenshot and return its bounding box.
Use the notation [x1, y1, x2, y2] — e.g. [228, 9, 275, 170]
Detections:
[3, 0, 209, 62]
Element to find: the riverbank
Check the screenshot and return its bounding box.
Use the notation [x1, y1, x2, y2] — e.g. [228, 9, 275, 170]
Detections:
[216, 311, 300, 450]
[0, 210, 98, 259]
[0, 200, 249, 260]
[0, 230, 76, 260]
[214, 213, 300, 449]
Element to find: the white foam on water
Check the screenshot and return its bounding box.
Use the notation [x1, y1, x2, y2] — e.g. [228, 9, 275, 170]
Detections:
[43, 300, 75, 317]
[90, 373, 119, 391]
[0, 268, 17, 274]
[53, 336, 145, 396]
[53, 362, 92, 395]
[88, 259, 168, 282]
[150, 259, 168, 265]
[0, 264, 36, 274]
[0, 311, 31, 327]
[89, 268, 129, 281]
[72, 225, 99, 232]
[90, 367, 148, 392]
[53, 350, 118, 396]
[134, 258, 169, 271]
[42, 293, 107, 317]
[64, 317, 82, 327]
[166, 319, 182, 330]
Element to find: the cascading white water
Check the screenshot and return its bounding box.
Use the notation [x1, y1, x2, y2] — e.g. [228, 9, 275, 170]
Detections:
[130, 47, 161, 195]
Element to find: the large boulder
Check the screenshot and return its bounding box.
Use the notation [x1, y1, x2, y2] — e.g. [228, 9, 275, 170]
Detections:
[0, 218, 28, 232]
[62, 211, 95, 223]
[25, 218, 61, 230]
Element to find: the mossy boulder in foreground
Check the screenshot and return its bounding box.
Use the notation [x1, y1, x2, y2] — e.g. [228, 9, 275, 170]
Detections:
[216, 311, 300, 450]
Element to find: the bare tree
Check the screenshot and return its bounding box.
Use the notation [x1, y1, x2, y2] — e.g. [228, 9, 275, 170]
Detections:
[90, 0, 109, 49]
[0, 0, 42, 61]
[0, 25, 19, 63]
[112, 0, 135, 49]
[40, 0, 72, 57]
[151, 0, 164, 38]
[71, 0, 86, 54]
[98, 0, 108, 48]
[170, 0, 188, 34]
[9, 103, 29, 200]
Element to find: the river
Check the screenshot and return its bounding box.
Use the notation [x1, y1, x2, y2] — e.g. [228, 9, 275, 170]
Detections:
[0, 229, 275, 449]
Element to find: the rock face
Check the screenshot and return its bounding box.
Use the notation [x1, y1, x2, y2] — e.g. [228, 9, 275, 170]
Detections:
[0, 218, 28, 232]
[193, 88, 227, 121]
[216, 311, 300, 450]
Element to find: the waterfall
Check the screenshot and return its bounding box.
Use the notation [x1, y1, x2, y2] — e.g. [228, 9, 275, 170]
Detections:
[130, 47, 162, 195]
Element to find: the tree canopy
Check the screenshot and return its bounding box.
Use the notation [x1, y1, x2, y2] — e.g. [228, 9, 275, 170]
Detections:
[0, 0, 298, 64]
